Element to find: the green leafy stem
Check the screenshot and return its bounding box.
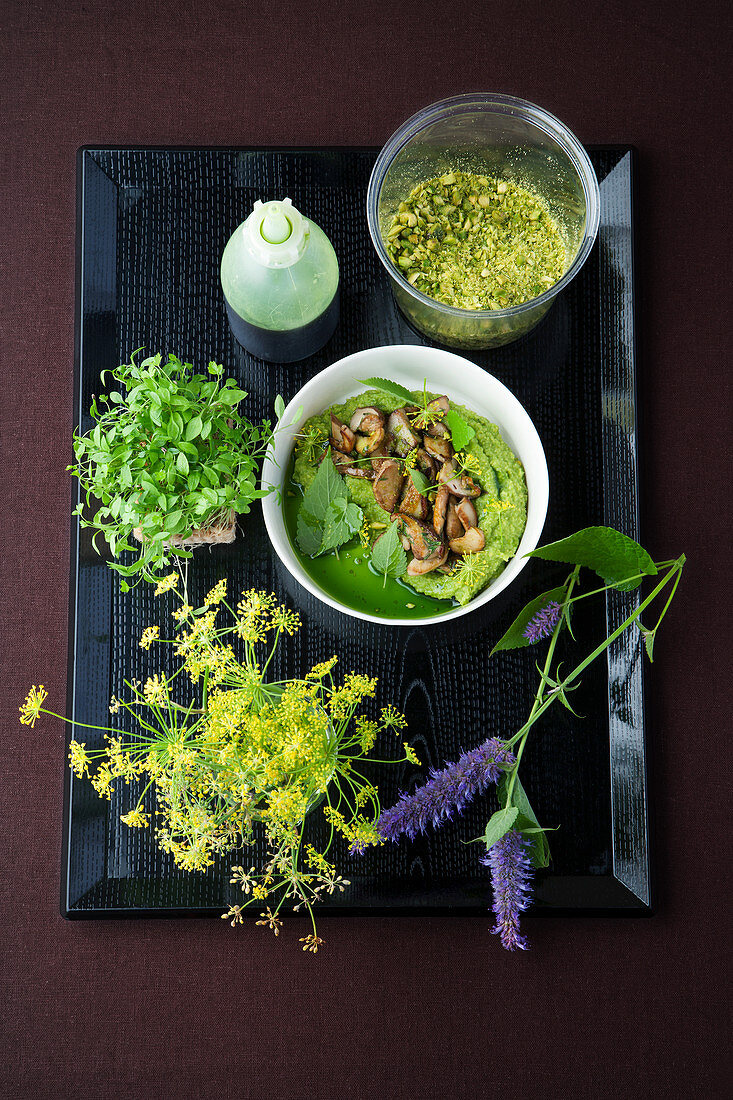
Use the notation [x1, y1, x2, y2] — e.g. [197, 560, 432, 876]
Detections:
[479, 526, 685, 867]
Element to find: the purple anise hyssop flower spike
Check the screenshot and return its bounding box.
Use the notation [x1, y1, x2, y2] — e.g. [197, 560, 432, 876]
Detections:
[523, 600, 561, 644]
[376, 737, 515, 843]
[481, 829, 533, 951]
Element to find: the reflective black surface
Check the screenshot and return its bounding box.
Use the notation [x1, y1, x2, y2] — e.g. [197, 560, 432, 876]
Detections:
[63, 146, 648, 918]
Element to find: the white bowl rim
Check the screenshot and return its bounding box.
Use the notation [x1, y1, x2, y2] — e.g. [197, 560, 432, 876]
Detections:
[261, 344, 549, 627]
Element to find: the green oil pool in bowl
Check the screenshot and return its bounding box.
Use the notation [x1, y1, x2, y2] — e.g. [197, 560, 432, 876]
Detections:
[282, 481, 456, 621]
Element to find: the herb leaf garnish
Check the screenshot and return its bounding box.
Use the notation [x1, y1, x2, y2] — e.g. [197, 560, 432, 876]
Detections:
[371, 522, 408, 586]
[296, 454, 362, 557]
[357, 377, 415, 404]
[408, 468, 434, 495]
[321, 498, 363, 553]
[444, 408, 475, 451]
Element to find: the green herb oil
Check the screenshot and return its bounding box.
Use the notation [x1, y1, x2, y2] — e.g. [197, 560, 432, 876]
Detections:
[282, 477, 455, 620]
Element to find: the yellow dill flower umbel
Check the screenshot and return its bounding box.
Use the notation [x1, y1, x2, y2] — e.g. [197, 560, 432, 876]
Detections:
[19, 684, 47, 727]
[143, 674, 168, 705]
[154, 573, 179, 596]
[306, 656, 338, 681]
[204, 578, 227, 606]
[139, 625, 160, 650]
[68, 739, 90, 778]
[404, 742, 422, 766]
[120, 808, 150, 828]
[270, 605, 301, 635]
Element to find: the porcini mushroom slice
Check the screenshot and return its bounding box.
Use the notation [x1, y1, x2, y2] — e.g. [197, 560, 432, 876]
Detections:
[329, 414, 355, 454]
[349, 406, 385, 434]
[437, 459, 458, 484]
[393, 514, 443, 561]
[415, 448, 437, 481]
[407, 545, 449, 576]
[449, 527, 486, 554]
[398, 478, 430, 521]
[432, 484, 451, 535]
[372, 458, 404, 512]
[423, 435, 454, 465]
[354, 427, 385, 455]
[330, 449, 373, 479]
[455, 498, 478, 530]
[387, 409, 421, 457]
[445, 502, 464, 541]
[442, 475, 482, 499]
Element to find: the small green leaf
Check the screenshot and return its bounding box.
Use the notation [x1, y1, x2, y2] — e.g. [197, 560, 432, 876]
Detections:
[320, 498, 362, 553]
[357, 377, 415, 404]
[408, 468, 433, 495]
[298, 454, 345, 528]
[444, 408, 475, 452]
[490, 585, 568, 654]
[274, 394, 285, 420]
[482, 806, 519, 851]
[497, 774, 550, 868]
[184, 414, 203, 441]
[371, 522, 408, 585]
[296, 510, 324, 556]
[527, 526, 657, 590]
[176, 451, 189, 476]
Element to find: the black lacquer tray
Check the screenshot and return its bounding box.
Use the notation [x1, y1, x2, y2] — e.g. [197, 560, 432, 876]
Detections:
[63, 145, 648, 919]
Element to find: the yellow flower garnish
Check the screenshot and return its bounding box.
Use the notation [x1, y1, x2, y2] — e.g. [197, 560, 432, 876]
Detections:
[204, 578, 227, 606]
[143, 674, 168, 705]
[154, 573, 179, 595]
[380, 705, 408, 733]
[306, 656, 338, 681]
[68, 739, 90, 778]
[91, 764, 114, 800]
[139, 625, 160, 650]
[19, 684, 47, 727]
[270, 605, 301, 634]
[404, 742, 422, 766]
[120, 808, 150, 828]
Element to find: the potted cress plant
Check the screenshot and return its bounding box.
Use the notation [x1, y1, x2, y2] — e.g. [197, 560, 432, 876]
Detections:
[70, 351, 283, 589]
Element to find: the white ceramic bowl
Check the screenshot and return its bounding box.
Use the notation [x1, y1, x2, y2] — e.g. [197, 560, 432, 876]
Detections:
[261, 345, 548, 626]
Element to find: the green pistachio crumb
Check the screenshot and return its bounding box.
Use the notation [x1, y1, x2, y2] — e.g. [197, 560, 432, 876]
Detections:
[385, 169, 567, 309]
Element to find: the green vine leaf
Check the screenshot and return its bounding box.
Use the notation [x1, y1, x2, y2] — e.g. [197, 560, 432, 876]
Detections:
[527, 526, 657, 590]
[490, 585, 568, 654]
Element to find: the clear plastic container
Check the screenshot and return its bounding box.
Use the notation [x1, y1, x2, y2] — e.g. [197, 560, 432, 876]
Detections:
[367, 94, 600, 350]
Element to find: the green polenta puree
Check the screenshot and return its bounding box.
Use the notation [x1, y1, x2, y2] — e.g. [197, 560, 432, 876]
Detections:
[289, 389, 528, 609]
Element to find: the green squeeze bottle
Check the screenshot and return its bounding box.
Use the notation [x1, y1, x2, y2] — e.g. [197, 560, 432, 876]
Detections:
[220, 197, 340, 363]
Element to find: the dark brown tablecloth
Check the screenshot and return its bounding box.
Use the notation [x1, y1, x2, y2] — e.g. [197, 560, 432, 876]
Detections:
[2, 2, 731, 1097]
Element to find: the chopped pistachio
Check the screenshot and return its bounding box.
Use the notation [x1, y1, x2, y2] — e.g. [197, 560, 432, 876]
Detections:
[384, 169, 567, 310]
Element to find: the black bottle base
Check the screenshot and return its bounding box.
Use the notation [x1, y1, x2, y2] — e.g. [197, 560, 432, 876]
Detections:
[224, 291, 339, 364]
